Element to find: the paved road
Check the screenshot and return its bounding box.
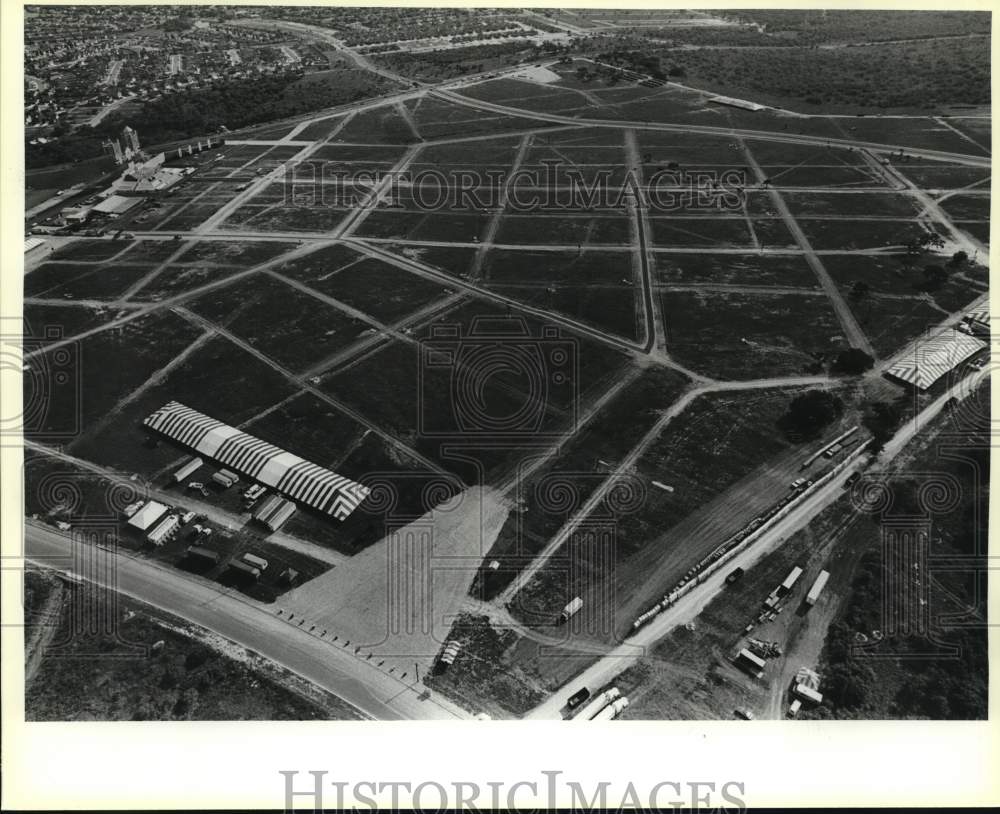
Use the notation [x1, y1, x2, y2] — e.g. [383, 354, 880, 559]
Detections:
[523, 365, 989, 719]
[23, 523, 471, 720]
[430, 89, 992, 168]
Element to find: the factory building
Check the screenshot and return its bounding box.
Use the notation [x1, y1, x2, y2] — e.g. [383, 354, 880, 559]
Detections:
[144, 401, 370, 521]
[148, 514, 180, 546]
[886, 328, 985, 390]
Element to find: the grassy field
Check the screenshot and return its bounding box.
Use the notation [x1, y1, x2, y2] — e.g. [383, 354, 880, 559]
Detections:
[25, 568, 361, 721]
[653, 253, 819, 288]
[661, 290, 843, 378]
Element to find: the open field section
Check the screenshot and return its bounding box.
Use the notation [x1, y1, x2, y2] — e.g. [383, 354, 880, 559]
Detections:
[474, 365, 690, 601]
[845, 293, 955, 359]
[486, 283, 639, 342]
[317, 296, 631, 485]
[893, 158, 991, 190]
[796, 219, 929, 251]
[457, 78, 596, 116]
[274, 252, 454, 324]
[49, 240, 136, 262]
[24, 311, 203, 443]
[778, 192, 926, 218]
[379, 244, 479, 279]
[308, 143, 410, 163]
[406, 96, 562, 140]
[483, 248, 633, 285]
[130, 241, 300, 301]
[653, 253, 820, 288]
[508, 385, 843, 641]
[821, 254, 987, 314]
[494, 213, 632, 246]
[937, 193, 990, 221]
[23, 303, 136, 348]
[294, 114, 348, 141]
[841, 116, 991, 157]
[185, 274, 369, 373]
[331, 105, 422, 144]
[68, 335, 298, 478]
[23, 566, 362, 721]
[661, 290, 843, 379]
[354, 210, 493, 242]
[648, 216, 795, 249]
[24, 262, 154, 301]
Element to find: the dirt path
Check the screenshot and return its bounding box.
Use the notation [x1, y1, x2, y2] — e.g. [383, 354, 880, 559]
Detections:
[24, 577, 65, 686]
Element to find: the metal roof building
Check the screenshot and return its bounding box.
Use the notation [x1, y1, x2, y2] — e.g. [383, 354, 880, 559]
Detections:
[144, 401, 370, 521]
[885, 329, 985, 390]
[126, 500, 168, 531]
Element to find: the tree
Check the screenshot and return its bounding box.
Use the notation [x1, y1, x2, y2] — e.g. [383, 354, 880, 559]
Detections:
[778, 389, 844, 442]
[862, 400, 903, 455]
[920, 264, 948, 292]
[950, 250, 968, 267]
[832, 347, 875, 375]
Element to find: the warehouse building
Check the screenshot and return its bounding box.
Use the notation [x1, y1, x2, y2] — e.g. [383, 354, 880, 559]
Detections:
[144, 401, 370, 520]
[173, 456, 203, 483]
[148, 514, 180, 546]
[886, 329, 985, 390]
[254, 494, 296, 531]
[92, 194, 145, 218]
[126, 500, 168, 531]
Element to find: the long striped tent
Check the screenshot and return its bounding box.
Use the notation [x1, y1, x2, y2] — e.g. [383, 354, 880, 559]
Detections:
[885, 329, 985, 390]
[144, 401, 370, 520]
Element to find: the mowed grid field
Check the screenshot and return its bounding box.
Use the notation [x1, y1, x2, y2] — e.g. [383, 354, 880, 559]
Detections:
[23, 82, 989, 633]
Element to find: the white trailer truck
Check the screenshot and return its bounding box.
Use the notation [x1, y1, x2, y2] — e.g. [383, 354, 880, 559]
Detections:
[574, 687, 620, 720]
[591, 697, 629, 721]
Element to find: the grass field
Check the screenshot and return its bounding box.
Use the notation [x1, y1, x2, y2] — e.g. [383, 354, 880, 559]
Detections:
[662, 290, 843, 378]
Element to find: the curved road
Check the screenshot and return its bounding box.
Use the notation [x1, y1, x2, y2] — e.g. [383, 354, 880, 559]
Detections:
[24, 523, 471, 721]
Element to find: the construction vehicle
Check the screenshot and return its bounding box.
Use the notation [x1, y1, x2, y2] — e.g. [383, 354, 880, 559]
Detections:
[574, 687, 620, 720]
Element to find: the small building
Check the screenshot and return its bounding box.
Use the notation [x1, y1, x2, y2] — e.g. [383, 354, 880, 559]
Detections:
[964, 305, 989, 337]
[794, 683, 824, 704]
[736, 648, 766, 678]
[24, 237, 46, 253]
[254, 495, 294, 531]
[92, 194, 145, 218]
[186, 545, 219, 564]
[228, 559, 261, 580]
[242, 552, 269, 571]
[148, 514, 180, 546]
[805, 570, 830, 607]
[173, 456, 203, 483]
[212, 469, 238, 488]
[60, 205, 92, 225]
[127, 500, 168, 531]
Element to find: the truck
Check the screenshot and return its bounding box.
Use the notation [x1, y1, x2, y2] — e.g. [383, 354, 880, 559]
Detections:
[776, 566, 803, 597]
[725, 567, 745, 585]
[566, 687, 590, 710]
[574, 687, 620, 720]
[559, 596, 583, 623]
[805, 570, 830, 607]
[590, 697, 629, 721]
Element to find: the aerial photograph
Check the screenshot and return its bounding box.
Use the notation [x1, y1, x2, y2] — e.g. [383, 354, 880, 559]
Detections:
[19, 5, 990, 725]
